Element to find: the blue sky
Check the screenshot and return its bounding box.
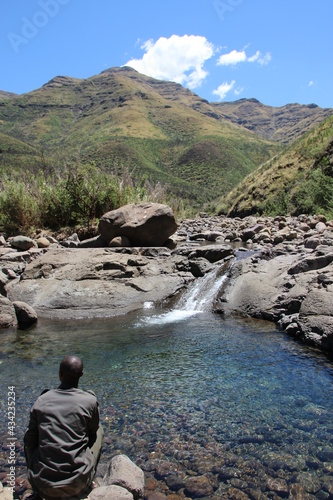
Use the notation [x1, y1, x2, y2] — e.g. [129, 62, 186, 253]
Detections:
[1, 0, 332, 107]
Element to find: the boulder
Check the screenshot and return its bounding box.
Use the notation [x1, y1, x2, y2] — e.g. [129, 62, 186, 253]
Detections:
[288, 251, 333, 274]
[61, 233, 80, 248]
[90, 485, 134, 500]
[12, 301, 38, 327]
[98, 203, 177, 247]
[0, 270, 9, 296]
[10, 236, 36, 251]
[188, 244, 234, 263]
[241, 224, 266, 242]
[0, 483, 13, 500]
[0, 297, 17, 328]
[298, 290, 333, 350]
[78, 235, 107, 248]
[110, 236, 131, 247]
[103, 454, 144, 500]
[36, 237, 50, 248]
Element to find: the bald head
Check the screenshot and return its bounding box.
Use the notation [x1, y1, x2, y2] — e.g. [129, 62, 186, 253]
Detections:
[59, 356, 83, 388]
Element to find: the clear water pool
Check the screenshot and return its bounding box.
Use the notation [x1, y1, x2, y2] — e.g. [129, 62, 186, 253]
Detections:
[1, 307, 333, 497]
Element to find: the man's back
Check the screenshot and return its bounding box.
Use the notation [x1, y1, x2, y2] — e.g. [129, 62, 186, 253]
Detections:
[24, 360, 100, 499]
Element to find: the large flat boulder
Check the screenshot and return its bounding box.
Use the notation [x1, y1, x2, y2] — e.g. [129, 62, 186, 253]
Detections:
[6, 248, 194, 320]
[215, 245, 333, 353]
[98, 203, 177, 247]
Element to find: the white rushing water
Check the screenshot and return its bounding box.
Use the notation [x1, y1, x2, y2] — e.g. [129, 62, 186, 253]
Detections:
[141, 266, 228, 325]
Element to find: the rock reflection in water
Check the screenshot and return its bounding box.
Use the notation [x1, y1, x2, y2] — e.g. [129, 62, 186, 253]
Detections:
[1, 312, 333, 499]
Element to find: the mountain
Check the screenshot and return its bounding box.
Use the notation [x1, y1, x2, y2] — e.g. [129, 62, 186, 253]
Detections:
[0, 67, 332, 211]
[220, 115, 333, 218]
[0, 67, 279, 208]
[211, 98, 333, 144]
[0, 90, 17, 101]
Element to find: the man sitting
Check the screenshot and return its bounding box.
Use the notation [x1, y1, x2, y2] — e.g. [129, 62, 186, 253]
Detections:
[24, 355, 103, 499]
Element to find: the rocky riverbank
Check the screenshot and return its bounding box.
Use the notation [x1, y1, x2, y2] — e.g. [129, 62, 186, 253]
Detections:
[1, 212, 333, 354]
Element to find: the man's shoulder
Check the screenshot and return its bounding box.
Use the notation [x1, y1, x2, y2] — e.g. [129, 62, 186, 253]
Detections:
[37, 387, 97, 401]
[74, 388, 98, 404]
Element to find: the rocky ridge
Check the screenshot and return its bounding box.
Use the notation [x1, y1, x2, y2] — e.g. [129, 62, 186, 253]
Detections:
[1, 213, 333, 355]
[211, 99, 333, 144]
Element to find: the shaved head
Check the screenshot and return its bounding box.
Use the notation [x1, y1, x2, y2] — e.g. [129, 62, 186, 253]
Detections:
[59, 356, 83, 387]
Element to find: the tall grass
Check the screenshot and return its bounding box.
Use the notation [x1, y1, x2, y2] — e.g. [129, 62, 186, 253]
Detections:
[0, 162, 183, 236]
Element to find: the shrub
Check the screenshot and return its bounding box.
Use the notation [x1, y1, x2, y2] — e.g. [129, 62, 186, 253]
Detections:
[0, 178, 40, 234]
[0, 162, 184, 235]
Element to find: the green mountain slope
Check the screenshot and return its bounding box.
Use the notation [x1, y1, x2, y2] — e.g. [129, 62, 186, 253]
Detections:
[0, 131, 43, 171]
[220, 115, 333, 218]
[0, 67, 279, 208]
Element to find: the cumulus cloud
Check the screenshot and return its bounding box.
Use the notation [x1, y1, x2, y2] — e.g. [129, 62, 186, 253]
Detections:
[217, 50, 247, 66]
[125, 34, 215, 89]
[217, 48, 271, 66]
[212, 80, 236, 100]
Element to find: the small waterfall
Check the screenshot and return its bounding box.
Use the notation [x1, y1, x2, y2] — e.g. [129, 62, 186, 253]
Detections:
[140, 264, 229, 326]
[178, 267, 228, 313]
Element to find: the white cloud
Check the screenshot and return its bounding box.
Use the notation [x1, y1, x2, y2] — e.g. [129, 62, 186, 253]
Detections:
[254, 51, 272, 65]
[217, 50, 246, 66]
[212, 80, 236, 100]
[125, 34, 215, 89]
[218, 49, 271, 66]
[308, 80, 314, 87]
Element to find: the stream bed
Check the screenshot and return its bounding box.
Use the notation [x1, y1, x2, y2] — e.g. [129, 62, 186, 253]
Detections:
[1, 304, 333, 498]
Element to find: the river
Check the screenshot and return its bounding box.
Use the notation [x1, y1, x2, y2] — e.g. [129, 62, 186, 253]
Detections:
[1, 270, 333, 497]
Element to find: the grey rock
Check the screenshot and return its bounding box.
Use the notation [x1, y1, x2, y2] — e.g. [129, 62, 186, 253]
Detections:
[0, 270, 9, 296]
[1, 251, 32, 262]
[10, 236, 36, 251]
[110, 236, 131, 247]
[188, 244, 234, 263]
[304, 237, 320, 249]
[104, 454, 144, 500]
[288, 252, 333, 274]
[241, 224, 266, 242]
[98, 203, 177, 247]
[90, 485, 134, 500]
[36, 237, 50, 248]
[78, 235, 107, 248]
[7, 247, 193, 320]
[13, 301, 38, 326]
[0, 297, 17, 328]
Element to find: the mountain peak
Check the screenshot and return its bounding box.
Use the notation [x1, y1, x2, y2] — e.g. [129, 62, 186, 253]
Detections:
[42, 75, 81, 89]
[0, 90, 18, 100]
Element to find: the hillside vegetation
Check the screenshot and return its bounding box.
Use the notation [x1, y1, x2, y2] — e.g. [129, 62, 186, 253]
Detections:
[0, 66, 332, 234]
[0, 68, 279, 210]
[220, 115, 333, 219]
